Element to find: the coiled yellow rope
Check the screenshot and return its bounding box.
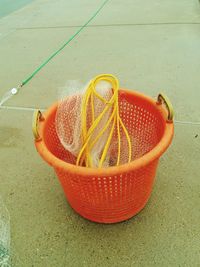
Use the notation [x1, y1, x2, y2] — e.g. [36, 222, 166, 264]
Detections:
[76, 74, 132, 168]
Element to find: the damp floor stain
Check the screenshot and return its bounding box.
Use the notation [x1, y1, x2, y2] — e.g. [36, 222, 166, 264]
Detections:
[0, 0, 34, 19]
[0, 127, 22, 148]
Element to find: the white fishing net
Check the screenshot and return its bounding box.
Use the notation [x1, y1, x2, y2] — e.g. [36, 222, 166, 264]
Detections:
[56, 81, 83, 157]
[0, 197, 10, 267]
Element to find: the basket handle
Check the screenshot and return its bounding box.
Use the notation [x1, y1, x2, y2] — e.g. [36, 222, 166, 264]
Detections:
[32, 110, 44, 141]
[157, 93, 174, 122]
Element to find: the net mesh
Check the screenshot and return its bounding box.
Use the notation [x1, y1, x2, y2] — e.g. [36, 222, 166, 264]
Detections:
[0, 197, 10, 267]
[55, 81, 83, 157]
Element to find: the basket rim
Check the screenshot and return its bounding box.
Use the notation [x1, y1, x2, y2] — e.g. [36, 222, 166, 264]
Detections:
[35, 89, 174, 176]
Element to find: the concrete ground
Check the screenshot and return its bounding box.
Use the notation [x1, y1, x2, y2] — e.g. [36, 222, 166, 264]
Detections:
[0, 0, 200, 266]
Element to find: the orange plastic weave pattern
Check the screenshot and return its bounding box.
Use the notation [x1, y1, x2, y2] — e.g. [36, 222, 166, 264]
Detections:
[35, 90, 174, 223]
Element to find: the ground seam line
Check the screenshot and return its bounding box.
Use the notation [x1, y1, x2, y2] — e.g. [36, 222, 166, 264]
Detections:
[16, 22, 200, 30]
[1, 105, 200, 125]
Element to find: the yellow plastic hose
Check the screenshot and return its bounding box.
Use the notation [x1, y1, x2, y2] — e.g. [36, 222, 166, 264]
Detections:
[76, 74, 132, 168]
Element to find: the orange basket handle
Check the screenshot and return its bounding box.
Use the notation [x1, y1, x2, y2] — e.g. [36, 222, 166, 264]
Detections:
[32, 110, 44, 141]
[157, 93, 174, 122]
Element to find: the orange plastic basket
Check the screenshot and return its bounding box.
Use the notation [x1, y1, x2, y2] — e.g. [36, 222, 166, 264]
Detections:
[32, 90, 174, 223]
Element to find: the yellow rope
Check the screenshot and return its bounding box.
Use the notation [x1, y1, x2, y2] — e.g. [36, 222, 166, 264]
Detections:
[76, 74, 132, 168]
